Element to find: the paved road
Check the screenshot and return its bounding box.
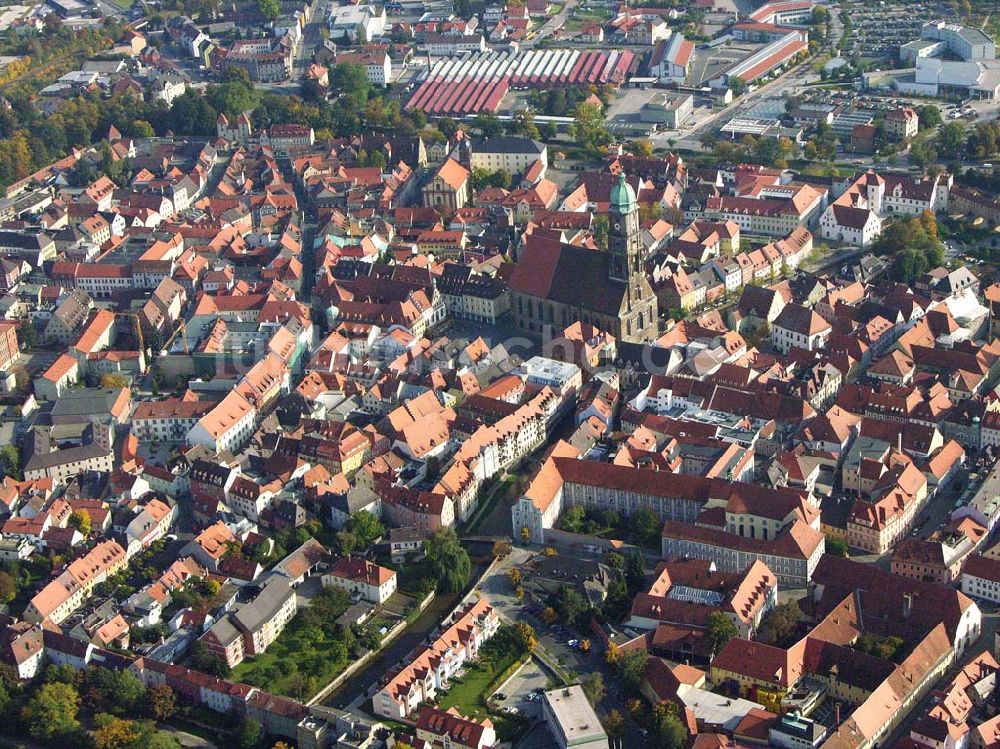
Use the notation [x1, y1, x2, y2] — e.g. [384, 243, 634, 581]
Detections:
[493, 658, 551, 720]
[527, 0, 577, 45]
[294, 0, 331, 81]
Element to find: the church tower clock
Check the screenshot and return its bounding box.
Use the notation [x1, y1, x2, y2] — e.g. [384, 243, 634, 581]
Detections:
[606, 172, 659, 340]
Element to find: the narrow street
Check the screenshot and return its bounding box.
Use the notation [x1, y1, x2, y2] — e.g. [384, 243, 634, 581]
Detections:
[294, 0, 331, 81]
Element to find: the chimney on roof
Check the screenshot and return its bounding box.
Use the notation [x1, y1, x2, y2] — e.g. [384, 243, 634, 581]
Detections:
[903, 592, 913, 619]
[834, 703, 840, 727]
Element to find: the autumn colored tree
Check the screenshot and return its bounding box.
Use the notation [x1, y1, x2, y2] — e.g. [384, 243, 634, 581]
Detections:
[604, 709, 624, 738]
[604, 642, 621, 665]
[491, 539, 512, 558]
[145, 684, 176, 722]
[513, 621, 537, 653]
[69, 509, 92, 536]
[93, 716, 141, 749]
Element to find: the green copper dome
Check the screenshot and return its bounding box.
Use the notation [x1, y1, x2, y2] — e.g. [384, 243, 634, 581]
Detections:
[610, 172, 637, 215]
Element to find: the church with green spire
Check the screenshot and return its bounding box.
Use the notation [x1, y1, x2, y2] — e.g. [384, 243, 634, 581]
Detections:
[508, 172, 660, 344]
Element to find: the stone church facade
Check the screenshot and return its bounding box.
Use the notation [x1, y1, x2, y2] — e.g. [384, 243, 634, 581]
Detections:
[509, 173, 659, 344]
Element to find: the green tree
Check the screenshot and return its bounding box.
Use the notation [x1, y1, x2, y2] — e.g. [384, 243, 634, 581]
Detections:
[424, 528, 471, 593]
[0, 570, 15, 604]
[257, 0, 280, 19]
[22, 681, 80, 741]
[554, 585, 588, 626]
[343, 510, 384, 547]
[760, 601, 802, 646]
[205, 81, 260, 120]
[569, 102, 611, 154]
[938, 121, 966, 158]
[189, 640, 230, 678]
[699, 130, 719, 151]
[825, 537, 848, 557]
[616, 648, 648, 692]
[653, 703, 688, 748]
[86, 667, 145, 715]
[889, 246, 931, 282]
[874, 214, 943, 282]
[331, 62, 372, 103]
[705, 611, 738, 655]
[592, 214, 609, 250]
[132, 120, 155, 138]
[729, 75, 747, 96]
[874, 634, 906, 661]
[910, 138, 937, 170]
[509, 110, 540, 140]
[754, 135, 795, 168]
[437, 117, 459, 141]
[918, 104, 942, 129]
[236, 717, 264, 749]
[0, 445, 20, 481]
[18, 319, 37, 350]
[474, 112, 503, 137]
[629, 507, 660, 545]
[625, 551, 645, 594]
[970, 121, 1000, 158]
[561, 505, 586, 532]
[470, 167, 512, 191]
[581, 672, 605, 706]
[168, 91, 220, 135]
[335, 529, 357, 555]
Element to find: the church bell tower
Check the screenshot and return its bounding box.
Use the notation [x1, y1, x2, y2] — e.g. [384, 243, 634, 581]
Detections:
[608, 172, 644, 288]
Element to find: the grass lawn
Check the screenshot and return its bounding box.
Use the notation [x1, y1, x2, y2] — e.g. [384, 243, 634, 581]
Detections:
[563, 6, 611, 32]
[229, 588, 356, 700]
[437, 665, 494, 719]
[230, 628, 352, 699]
[436, 665, 527, 742]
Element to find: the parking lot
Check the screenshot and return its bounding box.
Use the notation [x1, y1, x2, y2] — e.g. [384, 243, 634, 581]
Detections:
[838, 0, 940, 59]
[491, 658, 551, 720]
